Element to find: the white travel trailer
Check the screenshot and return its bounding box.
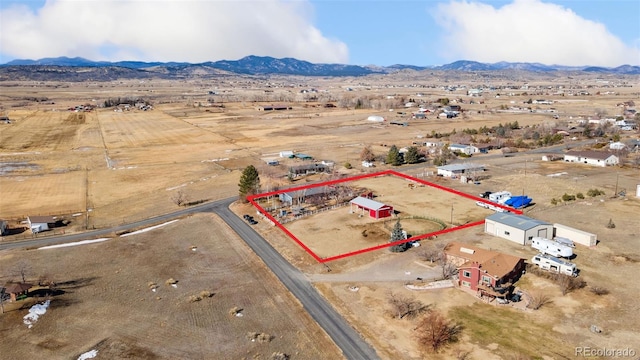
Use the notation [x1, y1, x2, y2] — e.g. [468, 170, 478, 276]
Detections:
[489, 191, 512, 204]
[531, 254, 578, 277]
[553, 237, 575, 248]
[531, 237, 573, 258]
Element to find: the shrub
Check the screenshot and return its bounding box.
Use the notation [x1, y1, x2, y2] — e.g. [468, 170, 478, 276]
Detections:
[526, 291, 551, 310]
[576, 192, 584, 199]
[550, 198, 558, 205]
[562, 193, 576, 201]
[269, 352, 290, 360]
[344, 162, 352, 169]
[556, 274, 586, 295]
[587, 189, 605, 197]
[606, 219, 616, 229]
[590, 286, 610, 296]
[415, 310, 462, 353]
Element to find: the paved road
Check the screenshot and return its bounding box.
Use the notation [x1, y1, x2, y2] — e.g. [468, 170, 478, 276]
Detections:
[1, 197, 379, 360]
[214, 201, 379, 360]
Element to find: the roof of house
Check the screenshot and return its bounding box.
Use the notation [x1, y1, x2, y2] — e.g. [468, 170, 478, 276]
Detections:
[349, 196, 390, 211]
[4, 282, 33, 294]
[437, 163, 485, 172]
[27, 215, 56, 224]
[445, 242, 523, 279]
[281, 186, 331, 198]
[486, 212, 550, 230]
[449, 143, 475, 149]
[564, 150, 617, 160]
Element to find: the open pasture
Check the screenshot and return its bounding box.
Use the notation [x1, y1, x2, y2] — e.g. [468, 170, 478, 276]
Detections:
[252, 171, 496, 262]
[0, 214, 341, 359]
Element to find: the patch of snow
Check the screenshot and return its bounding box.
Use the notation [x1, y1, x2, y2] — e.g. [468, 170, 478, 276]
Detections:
[39, 238, 110, 250]
[171, 284, 178, 288]
[235, 312, 244, 317]
[120, 220, 179, 237]
[23, 300, 50, 328]
[166, 184, 187, 191]
[78, 349, 98, 360]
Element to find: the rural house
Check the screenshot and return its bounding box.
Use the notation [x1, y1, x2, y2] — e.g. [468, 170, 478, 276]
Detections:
[279, 186, 333, 206]
[349, 196, 394, 219]
[289, 163, 330, 177]
[444, 242, 525, 295]
[484, 213, 553, 245]
[27, 215, 56, 234]
[436, 163, 485, 177]
[563, 150, 619, 167]
[448, 144, 479, 155]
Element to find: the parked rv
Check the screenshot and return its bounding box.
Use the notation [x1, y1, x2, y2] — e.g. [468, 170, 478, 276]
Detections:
[489, 191, 512, 204]
[531, 237, 573, 258]
[531, 253, 578, 277]
[553, 237, 575, 248]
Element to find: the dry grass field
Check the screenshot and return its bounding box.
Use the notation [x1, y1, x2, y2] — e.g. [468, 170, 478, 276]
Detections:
[1, 74, 639, 359]
[0, 214, 340, 359]
[282, 175, 491, 259]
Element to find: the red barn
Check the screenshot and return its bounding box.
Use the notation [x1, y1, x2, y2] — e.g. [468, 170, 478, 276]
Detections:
[349, 196, 394, 219]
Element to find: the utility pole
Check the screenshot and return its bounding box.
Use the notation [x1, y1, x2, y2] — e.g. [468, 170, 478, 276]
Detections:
[614, 172, 619, 197]
[450, 203, 454, 227]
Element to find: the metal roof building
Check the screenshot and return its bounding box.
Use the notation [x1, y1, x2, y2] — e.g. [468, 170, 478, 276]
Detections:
[484, 213, 552, 245]
[349, 196, 394, 219]
[437, 163, 485, 177]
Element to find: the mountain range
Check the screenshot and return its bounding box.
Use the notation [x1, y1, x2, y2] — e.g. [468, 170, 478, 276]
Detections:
[1, 56, 639, 80]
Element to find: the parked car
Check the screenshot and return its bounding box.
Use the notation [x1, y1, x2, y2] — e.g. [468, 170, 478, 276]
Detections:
[248, 219, 258, 225]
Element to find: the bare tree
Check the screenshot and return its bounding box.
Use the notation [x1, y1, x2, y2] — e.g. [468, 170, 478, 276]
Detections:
[418, 242, 446, 264]
[387, 291, 429, 319]
[526, 291, 551, 310]
[415, 310, 462, 353]
[438, 252, 458, 280]
[556, 274, 586, 295]
[13, 259, 32, 284]
[171, 189, 190, 207]
[360, 146, 376, 162]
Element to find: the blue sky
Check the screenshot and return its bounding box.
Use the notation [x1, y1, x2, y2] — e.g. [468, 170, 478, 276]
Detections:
[1, 0, 638, 66]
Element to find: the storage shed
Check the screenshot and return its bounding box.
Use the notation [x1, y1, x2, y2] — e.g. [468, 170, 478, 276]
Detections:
[27, 215, 55, 234]
[349, 196, 394, 219]
[484, 213, 552, 245]
[553, 223, 597, 247]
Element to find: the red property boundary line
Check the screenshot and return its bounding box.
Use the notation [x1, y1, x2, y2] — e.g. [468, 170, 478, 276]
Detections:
[247, 169, 522, 263]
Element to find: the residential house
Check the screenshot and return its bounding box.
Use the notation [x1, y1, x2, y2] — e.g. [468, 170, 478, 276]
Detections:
[448, 144, 479, 156]
[444, 242, 525, 296]
[563, 150, 619, 167]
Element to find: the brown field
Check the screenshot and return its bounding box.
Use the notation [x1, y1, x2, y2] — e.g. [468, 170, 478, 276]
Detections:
[1, 75, 639, 359]
[0, 214, 340, 359]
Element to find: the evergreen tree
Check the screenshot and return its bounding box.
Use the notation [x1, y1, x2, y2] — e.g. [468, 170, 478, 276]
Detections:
[405, 146, 421, 164]
[389, 220, 409, 253]
[386, 145, 404, 166]
[238, 165, 260, 202]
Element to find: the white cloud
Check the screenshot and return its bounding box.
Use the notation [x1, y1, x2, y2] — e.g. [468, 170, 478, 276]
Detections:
[434, 0, 640, 66]
[0, 0, 348, 63]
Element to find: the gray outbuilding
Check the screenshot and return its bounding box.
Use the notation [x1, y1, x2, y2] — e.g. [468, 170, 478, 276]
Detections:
[484, 213, 553, 245]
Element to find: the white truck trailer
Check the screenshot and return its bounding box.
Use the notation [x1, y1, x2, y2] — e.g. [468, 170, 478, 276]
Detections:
[531, 237, 573, 258]
[531, 253, 578, 277]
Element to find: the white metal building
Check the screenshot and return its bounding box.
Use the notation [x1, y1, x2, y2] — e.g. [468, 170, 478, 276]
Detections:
[436, 163, 485, 177]
[485, 213, 553, 245]
[563, 150, 619, 167]
[553, 223, 597, 247]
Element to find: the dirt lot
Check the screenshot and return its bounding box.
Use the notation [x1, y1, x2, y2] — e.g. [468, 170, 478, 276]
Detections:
[1, 75, 639, 359]
[0, 214, 340, 359]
